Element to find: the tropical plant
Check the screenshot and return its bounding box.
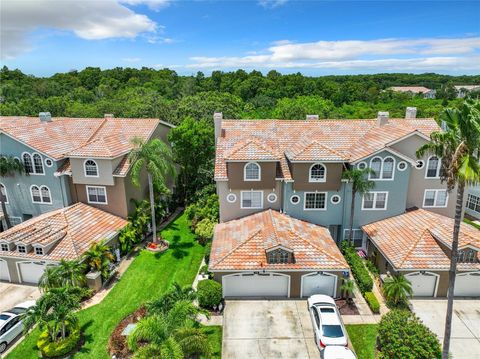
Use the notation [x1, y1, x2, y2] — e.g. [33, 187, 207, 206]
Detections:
[83, 239, 115, 280]
[146, 282, 197, 315]
[0, 156, 25, 229]
[364, 291, 380, 314]
[416, 100, 480, 358]
[340, 279, 355, 304]
[341, 167, 375, 246]
[128, 300, 211, 359]
[129, 137, 176, 244]
[197, 279, 222, 309]
[194, 218, 216, 245]
[383, 274, 413, 307]
[38, 260, 86, 292]
[118, 223, 139, 255]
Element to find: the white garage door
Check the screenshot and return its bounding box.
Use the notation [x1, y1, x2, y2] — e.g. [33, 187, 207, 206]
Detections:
[18, 262, 48, 284]
[0, 259, 10, 281]
[454, 272, 480, 297]
[406, 272, 438, 297]
[301, 273, 337, 298]
[223, 273, 289, 297]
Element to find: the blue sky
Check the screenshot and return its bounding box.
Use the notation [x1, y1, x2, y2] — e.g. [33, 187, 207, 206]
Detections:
[1, 0, 479, 76]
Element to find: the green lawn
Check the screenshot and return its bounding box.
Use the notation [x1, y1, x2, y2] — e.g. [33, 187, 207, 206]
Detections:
[346, 324, 378, 359]
[7, 213, 210, 359]
[464, 218, 480, 230]
[201, 325, 222, 359]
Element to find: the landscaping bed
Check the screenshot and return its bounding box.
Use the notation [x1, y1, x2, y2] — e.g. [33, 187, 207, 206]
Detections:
[335, 299, 359, 315]
[107, 306, 146, 358]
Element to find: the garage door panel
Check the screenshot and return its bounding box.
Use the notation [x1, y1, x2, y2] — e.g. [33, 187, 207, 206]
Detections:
[18, 262, 47, 284]
[406, 272, 437, 297]
[454, 272, 480, 297]
[223, 273, 289, 297]
[0, 259, 9, 281]
[301, 273, 336, 298]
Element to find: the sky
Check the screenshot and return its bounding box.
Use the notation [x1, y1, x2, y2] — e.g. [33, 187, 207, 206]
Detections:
[1, 0, 480, 76]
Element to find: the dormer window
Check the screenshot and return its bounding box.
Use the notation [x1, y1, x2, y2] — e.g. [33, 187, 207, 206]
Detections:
[17, 245, 26, 253]
[35, 247, 44, 255]
[309, 163, 326, 182]
[244, 162, 261, 181]
[84, 160, 98, 177]
[458, 249, 478, 263]
[1, 243, 8, 251]
[426, 156, 441, 178]
[267, 248, 293, 264]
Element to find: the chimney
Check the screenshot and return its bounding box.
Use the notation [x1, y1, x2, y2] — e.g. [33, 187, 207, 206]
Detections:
[214, 112, 223, 143]
[104, 114, 114, 119]
[405, 107, 417, 119]
[306, 114, 319, 120]
[39, 112, 52, 122]
[377, 111, 389, 126]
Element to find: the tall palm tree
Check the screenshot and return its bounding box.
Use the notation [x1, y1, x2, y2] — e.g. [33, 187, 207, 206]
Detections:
[0, 156, 25, 229]
[83, 239, 115, 279]
[128, 137, 176, 244]
[417, 100, 480, 359]
[382, 274, 413, 306]
[341, 167, 375, 246]
[39, 260, 87, 292]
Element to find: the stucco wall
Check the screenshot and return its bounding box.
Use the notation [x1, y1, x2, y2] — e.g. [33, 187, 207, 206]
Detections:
[227, 162, 278, 189]
[465, 185, 480, 220]
[291, 163, 344, 191]
[70, 158, 115, 186]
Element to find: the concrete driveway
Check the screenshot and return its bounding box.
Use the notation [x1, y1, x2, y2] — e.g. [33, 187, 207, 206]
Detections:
[411, 299, 480, 359]
[223, 300, 319, 359]
[0, 282, 40, 312]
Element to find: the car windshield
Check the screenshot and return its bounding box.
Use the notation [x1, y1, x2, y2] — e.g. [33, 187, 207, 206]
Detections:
[0, 314, 12, 321]
[8, 307, 26, 315]
[322, 325, 344, 338]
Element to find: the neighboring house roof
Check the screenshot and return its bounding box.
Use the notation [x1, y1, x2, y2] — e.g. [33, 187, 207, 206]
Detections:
[389, 86, 433, 94]
[209, 209, 349, 271]
[0, 203, 128, 261]
[215, 118, 439, 180]
[362, 209, 480, 271]
[454, 85, 480, 91]
[54, 159, 72, 177]
[112, 155, 131, 177]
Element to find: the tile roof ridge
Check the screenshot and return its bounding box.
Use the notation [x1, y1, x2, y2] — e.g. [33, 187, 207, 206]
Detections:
[398, 227, 433, 268]
[62, 206, 83, 258]
[85, 118, 108, 143]
[268, 209, 282, 247]
[305, 140, 347, 159]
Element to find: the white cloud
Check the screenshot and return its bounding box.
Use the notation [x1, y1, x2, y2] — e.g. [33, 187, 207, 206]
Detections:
[0, 0, 159, 59]
[183, 37, 480, 72]
[122, 57, 142, 62]
[120, 0, 170, 11]
[258, 0, 288, 9]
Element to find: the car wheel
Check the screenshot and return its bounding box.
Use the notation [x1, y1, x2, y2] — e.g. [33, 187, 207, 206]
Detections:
[0, 342, 7, 353]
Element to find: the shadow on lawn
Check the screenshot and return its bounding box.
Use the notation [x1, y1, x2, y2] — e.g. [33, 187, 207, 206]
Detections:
[155, 234, 194, 260]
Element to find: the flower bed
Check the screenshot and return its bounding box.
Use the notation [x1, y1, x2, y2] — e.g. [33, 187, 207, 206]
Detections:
[145, 240, 169, 252]
[107, 306, 147, 359]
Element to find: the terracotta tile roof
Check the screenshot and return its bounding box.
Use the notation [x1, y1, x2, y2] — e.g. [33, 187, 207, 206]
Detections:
[0, 117, 161, 160]
[362, 209, 480, 271]
[215, 118, 439, 180]
[389, 86, 433, 93]
[209, 209, 349, 271]
[225, 140, 280, 161]
[0, 203, 128, 261]
[113, 155, 131, 177]
[54, 159, 72, 177]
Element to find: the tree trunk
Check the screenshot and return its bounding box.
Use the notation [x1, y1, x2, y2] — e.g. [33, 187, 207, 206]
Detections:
[442, 181, 465, 359]
[62, 322, 66, 340]
[148, 173, 157, 244]
[0, 198, 11, 230]
[348, 189, 356, 247]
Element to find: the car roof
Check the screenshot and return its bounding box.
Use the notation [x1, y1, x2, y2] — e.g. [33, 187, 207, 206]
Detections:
[0, 312, 14, 325]
[308, 294, 336, 306]
[318, 309, 341, 325]
[14, 300, 36, 309]
[323, 346, 356, 358]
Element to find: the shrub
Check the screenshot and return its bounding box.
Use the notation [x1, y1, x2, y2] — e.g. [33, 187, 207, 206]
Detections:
[378, 310, 441, 359]
[197, 279, 222, 309]
[342, 244, 373, 293]
[365, 259, 379, 277]
[204, 242, 212, 264]
[364, 291, 380, 314]
[195, 218, 216, 245]
[37, 324, 80, 358]
[118, 223, 139, 255]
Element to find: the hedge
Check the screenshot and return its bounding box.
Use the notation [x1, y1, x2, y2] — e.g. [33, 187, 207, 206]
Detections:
[364, 291, 380, 313]
[197, 279, 222, 309]
[378, 310, 441, 359]
[342, 244, 373, 293]
[37, 324, 80, 358]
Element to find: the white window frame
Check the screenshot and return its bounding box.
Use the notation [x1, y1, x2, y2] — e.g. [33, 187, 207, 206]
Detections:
[290, 195, 300, 205]
[243, 162, 261, 181]
[381, 156, 396, 180]
[368, 156, 395, 181]
[84, 159, 99, 177]
[308, 163, 327, 183]
[423, 189, 449, 208]
[425, 156, 441, 179]
[362, 191, 389, 211]
[34, 247, 44, 255]
[303, 192, 328, 211]
[343, 229, 365, 248]
[22, 152, 34, 174]
[22, 152, 45, 175]
[44, 158, 54, 167]
[466, 194, 480, 213]
[0, 183, 8, 204]
[240, 190, 263, 209]
[330, 194, 341, 204]
[30, 185, 52, 204]
[86, 186, 108, 205]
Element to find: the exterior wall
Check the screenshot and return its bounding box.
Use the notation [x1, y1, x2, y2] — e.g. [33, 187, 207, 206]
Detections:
[217, 180, 282, 222]
[70, 158, 115, 186]
[227, 162, 277, 189]
[0, 133, 72, 223]
[123, 170, 149, 216]
[291, 163, 343, 191]
[465, 185, 480, 220]
[212, 270, 345, 298]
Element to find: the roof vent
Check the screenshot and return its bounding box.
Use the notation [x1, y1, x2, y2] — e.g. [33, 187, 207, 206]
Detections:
[104, 114, 114, 119]
[405, 107, 417, 119]
[306, 114, 319, 120]
[377, 111, 389, 126]
[39, 112, 52, 122]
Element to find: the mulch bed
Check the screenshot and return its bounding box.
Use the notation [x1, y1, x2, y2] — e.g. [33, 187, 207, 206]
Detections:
[107, 306, 146, 359]
[335, 299, 360, 315]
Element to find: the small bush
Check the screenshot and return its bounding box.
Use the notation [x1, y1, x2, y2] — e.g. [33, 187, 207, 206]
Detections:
[37, 324, 80, 358]
[342, 244, 373, 293]
[204, 242, 212, 264]
[365, 259, 379, 277]
[195, 218, 216, 245]
[378, 310, 441, 359]
[364, 291, 380, 313]
[197, 279, 222, 309]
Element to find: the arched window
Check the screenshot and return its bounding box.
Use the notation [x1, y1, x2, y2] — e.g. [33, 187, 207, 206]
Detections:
[382, 157, 395, 179]
[23, 153, 34, 174]
[33, 154, 44, 174]
[309, 163, 326, 182]
[0, 183, 7, 203]
[426, 156, 440, 178]
[369, 156, 395, 180]
[40, 186, 51, 203]
[31, 185, 41, 202]
[244, 162, 260, 181]
[31, 185, 51, 204]
[369, 157, 382, 179]
[84, 160, 98, 177]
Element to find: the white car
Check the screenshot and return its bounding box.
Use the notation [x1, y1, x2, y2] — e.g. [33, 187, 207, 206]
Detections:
[0, 300, 36, 353]
[308, 295, 348, 352]
[323, 346, 357, 359]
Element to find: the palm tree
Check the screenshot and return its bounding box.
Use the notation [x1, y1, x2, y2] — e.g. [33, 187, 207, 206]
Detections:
[416, 100, 480, 359]
[340, 279, 355, 304]
[83, 239, 115, 279]
[382, 274, 413, 307]
[0, 156, 25, 229]
[128, 137, 176, 244]
[39, 260, 87, 292]
[341, 167, 375, 246]
[146, 282, 197, 315]
[128, 300, 211, 359]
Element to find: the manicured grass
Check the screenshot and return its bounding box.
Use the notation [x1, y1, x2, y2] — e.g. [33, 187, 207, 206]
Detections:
[346, 324, 378, 359]
[464, 218, 480, 230]
[7, 213, 207, 359]
[201, 325, 222, 359]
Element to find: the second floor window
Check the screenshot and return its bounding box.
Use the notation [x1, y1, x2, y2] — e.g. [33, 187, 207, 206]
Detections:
[31, 185, 51, 204]
[426, 156, 441, 178]
[23, 153, 44, 174]
[244, 162, 261, 181]
[241, 191, 262, 209]
[304, 192, 327, 210]
[84, 160, 98, 177]
[87, 186, 107, 204]
[33, 154, 44, 174]
[0, 183, 7, 203]
[369, 156, 395, 180]
[23, 153, 34, 174]
[423, 189, 448, 208]
[309, 163, 326, 182]
[466, 194, 480, 213]
[362, 192, 388, 210]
